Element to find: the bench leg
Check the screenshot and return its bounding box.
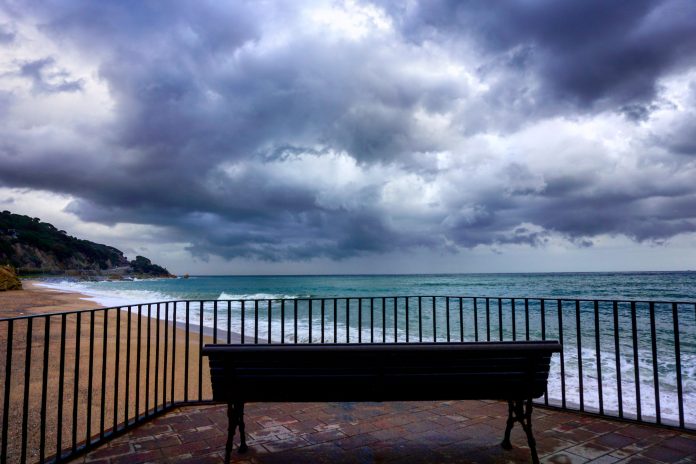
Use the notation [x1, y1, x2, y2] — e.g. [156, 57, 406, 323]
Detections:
[225, 402, 239, 464]
[501, 400, 516, 450]
[501, 399, 539, 464]
[235, 401, 248, 454]
[224, 402, 249, 463]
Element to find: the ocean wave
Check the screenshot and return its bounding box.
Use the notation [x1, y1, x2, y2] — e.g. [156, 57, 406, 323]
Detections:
[35, 280, 174, 308]
[217, 292, 310, 300]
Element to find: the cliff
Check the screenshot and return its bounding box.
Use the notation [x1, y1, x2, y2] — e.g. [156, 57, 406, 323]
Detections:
[0, 211, 173, 277]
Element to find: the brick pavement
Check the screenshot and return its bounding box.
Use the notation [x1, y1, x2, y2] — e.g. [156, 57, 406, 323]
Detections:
[76, 401, 696, 463]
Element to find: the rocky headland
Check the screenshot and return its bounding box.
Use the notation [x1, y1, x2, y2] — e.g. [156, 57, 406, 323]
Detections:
[0, 210, 174, 287]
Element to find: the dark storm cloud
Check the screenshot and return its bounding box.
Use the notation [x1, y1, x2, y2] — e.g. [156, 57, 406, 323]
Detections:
[392, 0, 696, 114]
[1, 0, 696, 264]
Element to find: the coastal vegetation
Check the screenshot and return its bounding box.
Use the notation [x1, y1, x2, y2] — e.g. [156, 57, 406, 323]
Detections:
[0, 210, 172, 278]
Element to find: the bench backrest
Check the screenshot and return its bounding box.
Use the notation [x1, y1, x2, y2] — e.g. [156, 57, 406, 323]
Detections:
[203, 341, 561, 403]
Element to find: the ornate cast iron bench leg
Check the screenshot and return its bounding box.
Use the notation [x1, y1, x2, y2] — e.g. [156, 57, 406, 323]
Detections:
[225, 402, 248, 464]
[501, 398, 539, 464]
[236, 402, 248, 454]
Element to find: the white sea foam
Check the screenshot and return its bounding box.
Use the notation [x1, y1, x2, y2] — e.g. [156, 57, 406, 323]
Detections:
[35, 280, 174, 308]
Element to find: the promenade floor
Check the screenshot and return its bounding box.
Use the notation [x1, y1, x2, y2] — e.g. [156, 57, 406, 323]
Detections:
[77, 400, 696, 463]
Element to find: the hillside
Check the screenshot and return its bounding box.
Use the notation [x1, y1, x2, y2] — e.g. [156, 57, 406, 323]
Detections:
[0, 211, 172, 277]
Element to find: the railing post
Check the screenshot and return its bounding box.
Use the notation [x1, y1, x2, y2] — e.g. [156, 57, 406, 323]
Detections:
[183, 302, 188, 403]
[672, 303, 684, 428]
[418, 296, 422, 342]
[474, 297, 479, 342]
[593, 300, 604, 415]
[649, 302, 661, 424]
[393, 297, 398, 343]
[612, 301, 623, 418]
[459, 298, 464, 342]
[20, 318, 33, 462]
[72, 312, 82, 453]
[125, 307, 131, 425]
[254, 300, 259, 344]
[114, 308, 121, 430]
[268, 300, 272, 344]
[557, 300, 566, 409]
[630, 302, 641, 421]
[511, 298, 516, 341]
[498, 298, 503, 341]
[485, 297, 490, 342]
[57, 313, 67, 458]
[575, 300, 584, 412]
[369, 298, 373, 344]
[321, 299, 326, 344]
[446, 297, 450, 342]
[39, 316, 51, 462]
[432, 297, 436, 342]
[524, 298, 530, 341]
[405, 297, 409, 342]
[164, 303, 169, 409]
[145, 306, 151, 417]
[358, 299, 362, 343]
[198, 302, 203, 401]
[1, 319, 13, 464]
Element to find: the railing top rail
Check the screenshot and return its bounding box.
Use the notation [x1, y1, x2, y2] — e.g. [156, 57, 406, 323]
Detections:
[1, 295, 695, 322]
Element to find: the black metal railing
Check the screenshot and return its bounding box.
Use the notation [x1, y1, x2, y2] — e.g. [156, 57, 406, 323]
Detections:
[1, 296, 694, 462]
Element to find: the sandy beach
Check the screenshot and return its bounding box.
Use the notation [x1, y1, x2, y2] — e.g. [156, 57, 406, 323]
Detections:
[0, 280, 214, 463]
[0, 280, 102, 318]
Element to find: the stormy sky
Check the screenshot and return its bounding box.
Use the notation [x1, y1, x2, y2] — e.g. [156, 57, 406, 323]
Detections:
[1, 0, 696, 274]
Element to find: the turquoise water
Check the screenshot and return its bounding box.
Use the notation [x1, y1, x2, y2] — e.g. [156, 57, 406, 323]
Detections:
[38, 272, 696, 426]
[39, 271, 696, 306]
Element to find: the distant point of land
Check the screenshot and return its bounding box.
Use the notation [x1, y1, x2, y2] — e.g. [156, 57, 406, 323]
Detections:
[0, 210, 174, 280]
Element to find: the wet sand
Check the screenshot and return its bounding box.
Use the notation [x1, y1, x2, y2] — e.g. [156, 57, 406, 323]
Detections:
[0, 281, 214, 463]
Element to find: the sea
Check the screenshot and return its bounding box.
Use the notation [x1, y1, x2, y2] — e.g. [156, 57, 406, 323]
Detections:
[37, 272, 696, 427]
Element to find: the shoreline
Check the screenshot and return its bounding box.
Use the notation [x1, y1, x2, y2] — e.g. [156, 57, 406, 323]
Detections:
[1, 280, 249, 343]
[0, 279, 104, 319]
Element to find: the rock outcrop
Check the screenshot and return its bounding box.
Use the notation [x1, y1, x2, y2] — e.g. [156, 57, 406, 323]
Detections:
[0, 265, 22, 291]
[1, 211, 172, 277]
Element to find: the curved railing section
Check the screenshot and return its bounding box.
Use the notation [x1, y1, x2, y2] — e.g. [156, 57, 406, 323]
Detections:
[0, 296, 694, 462]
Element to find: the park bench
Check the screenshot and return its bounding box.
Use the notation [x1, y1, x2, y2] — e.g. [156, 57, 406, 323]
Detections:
[203, 341, 561, 463]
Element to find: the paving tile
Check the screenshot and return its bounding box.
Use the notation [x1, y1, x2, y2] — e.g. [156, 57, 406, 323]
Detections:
[133, 434, 181, 450]
[564, 442, 613, 460]
[87, 443, 132, 459]
[640, 443, 693, 463]
[536, 435, 575, 455]
[261, 435, 310, 453]
[609, 438, 659, 460]
[589, 455, 621, 464]
[542, 451, 590, 463]
[583, 421, 627, 434]
[594, 433, 639, 449]
[660, 435, 696, 454]
[110, 449, 161, 464]
[303, 428, 347, 445]
[79, 401, 696, 464]
[335, 432, 382, 450]
[615, 457, 663, 463]
[618, 426, 673, 440]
